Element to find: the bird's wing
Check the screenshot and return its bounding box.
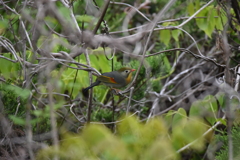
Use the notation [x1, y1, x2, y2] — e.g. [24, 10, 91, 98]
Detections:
[97, 75, 117, 84]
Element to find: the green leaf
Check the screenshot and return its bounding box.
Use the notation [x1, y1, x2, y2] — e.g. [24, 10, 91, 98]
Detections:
[32, 110, 43, 117]
[205, 6, 215, 38]
[0, 19, 8, 34]
[160, 29, 171, 46]
[163, 110, 174, 125]
[59, 6, 71, 23]
[216, 118, 226, 126]
[195, 5, 224, 37]
[172, 108, 187, 130]
[187, 2, 195, 15]
[196, 8, 208, 31]
[0, 53, 20, 79]
[9, 115, 25, 125]
[215, 92, 225, 106]
[215, 15, 224, 31]
[195, 0, 200, 10]
[230, 96, 240, 111]
[189, 100, 203, 117]
[75, 15, 94, 23]
[44, 16, 58, 28]
[172, 117, 207, 150]
[204, 95, 218, 125]
[212, 8, 223, 31]
[162, 55, 171, 73]
[4, 85, 30, 100]
[189, 95, 218, 125]
[171, 29, 180, 42]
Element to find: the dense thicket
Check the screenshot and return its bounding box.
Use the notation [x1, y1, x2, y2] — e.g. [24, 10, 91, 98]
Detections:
[0, 0, 240, 159]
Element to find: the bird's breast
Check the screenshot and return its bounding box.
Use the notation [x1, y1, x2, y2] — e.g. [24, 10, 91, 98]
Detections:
[125, 72, 132, 84]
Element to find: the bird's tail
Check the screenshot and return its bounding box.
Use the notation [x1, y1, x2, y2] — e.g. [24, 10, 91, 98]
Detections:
[82, 86, 93, 93]
[82, 81, 100, 96]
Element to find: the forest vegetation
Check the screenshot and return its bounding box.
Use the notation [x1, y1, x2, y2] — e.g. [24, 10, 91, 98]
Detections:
[0, 0, 240, 160]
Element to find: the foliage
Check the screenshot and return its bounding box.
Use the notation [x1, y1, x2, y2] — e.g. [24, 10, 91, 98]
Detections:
[215, 127, 240, 160]
[0, 0, 240, 159]
[0, 83, 28, 118]
[37, 115, 207, 160]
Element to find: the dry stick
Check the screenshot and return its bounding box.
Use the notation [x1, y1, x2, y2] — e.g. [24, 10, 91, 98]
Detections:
[110, 1, 151, 23]
[146, 78, 201, 121]
[109, 16, 219, 35]
[111, 93, 115, 130]
[36, 56, 101, 75]
[9, 5, 37, 158]
[143, 48, 225, 68]
[61, 2, 94, 124]
[92, 0, 116, 127]
[143, 68, 217, 122]
[85, 49, 93, 123]
[47, 74, 59, 160]
[0, 37, 20, 63]
[0, 132, 52, 145]
[0, 55, 17, 62]
[111, 54, 115, 130]
[234, 66, 240, 91]
[128, 0, 177, 90]
[25, 99, 35, 160]
[60, 0, 81, 34]
[82, 0, 109, 123]
[124, 0, 177, 122]
[222, 2, 233, 160]
[93, 0, 110, 34]
[126, 87, 134, 114]
[70, 56, 80, 98]
[21, 34, 35, 160]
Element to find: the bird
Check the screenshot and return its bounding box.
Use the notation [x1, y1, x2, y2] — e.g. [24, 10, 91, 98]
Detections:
[83, 67, 136, 94]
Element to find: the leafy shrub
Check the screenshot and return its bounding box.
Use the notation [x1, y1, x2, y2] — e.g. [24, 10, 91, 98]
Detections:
[215, 127, 240, 160]
[37, 115, 207, 160]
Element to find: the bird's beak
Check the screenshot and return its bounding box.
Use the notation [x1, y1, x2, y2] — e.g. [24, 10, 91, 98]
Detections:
[131, 69, 136, 72]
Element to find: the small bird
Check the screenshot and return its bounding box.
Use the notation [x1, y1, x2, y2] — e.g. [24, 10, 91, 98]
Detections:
[83, 67, 136, 94]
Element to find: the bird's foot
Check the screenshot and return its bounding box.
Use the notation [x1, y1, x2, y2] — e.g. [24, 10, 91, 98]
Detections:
[110, 88, 121, 95]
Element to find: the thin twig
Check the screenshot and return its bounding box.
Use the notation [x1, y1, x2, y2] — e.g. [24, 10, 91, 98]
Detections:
[93, 0, 110, 34]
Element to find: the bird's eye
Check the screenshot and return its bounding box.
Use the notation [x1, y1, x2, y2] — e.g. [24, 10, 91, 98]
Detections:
[125, 70, 129, 73]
